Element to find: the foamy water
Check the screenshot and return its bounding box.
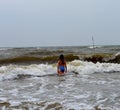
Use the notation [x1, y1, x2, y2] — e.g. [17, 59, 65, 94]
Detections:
[0, 60, 120, 109]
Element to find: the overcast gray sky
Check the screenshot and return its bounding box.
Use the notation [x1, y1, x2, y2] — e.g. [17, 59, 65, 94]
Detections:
[0, 0, 120, 47]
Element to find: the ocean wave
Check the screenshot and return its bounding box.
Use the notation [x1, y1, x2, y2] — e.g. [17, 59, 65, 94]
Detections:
[68, 60, 120, 74]
[0, 54, 79, 65]
[0, 60, 120, 81]
[25, 50, 64, 56]
[107, 54, 120, 63]
[1, 53, 120, 66]
[83, 53, 120, 64]
[115, 52, 120, 56]
[88, 45, 103, 49]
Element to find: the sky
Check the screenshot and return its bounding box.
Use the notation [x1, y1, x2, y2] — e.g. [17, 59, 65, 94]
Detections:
[0, 0, 120, 47]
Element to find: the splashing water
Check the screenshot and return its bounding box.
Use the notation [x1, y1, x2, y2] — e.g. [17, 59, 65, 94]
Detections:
[0, 60, 120, 109]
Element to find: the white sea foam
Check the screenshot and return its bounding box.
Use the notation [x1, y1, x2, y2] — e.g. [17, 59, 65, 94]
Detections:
[9, 101, 21, 106]
[0, 64, 56, 81]
[115, 51, 120, 56]
[88, 45, 103, 49]
[0, 48, 10, 51]
[65, 102, 93, 110]
[0, 61, 119, 109]
[0, 60, 120, 81]
[68, 60, 120, 74]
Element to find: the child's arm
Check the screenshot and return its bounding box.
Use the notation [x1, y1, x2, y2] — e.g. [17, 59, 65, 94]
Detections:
[65, 61, 67, 73]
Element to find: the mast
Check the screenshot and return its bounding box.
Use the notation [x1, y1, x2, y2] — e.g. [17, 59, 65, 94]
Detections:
[92, 36, 95, 54]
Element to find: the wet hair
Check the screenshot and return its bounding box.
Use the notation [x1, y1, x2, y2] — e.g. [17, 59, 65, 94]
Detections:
[59, 54, 65, 64]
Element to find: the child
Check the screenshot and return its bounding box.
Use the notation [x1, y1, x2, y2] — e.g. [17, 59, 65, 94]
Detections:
[57, 54, 67, 75]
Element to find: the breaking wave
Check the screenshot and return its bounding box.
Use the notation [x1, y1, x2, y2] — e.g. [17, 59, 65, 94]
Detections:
[0, 60, 120, 81]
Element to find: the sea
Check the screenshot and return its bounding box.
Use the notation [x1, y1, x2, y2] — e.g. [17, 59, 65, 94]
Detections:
[0, 45, 120, 110]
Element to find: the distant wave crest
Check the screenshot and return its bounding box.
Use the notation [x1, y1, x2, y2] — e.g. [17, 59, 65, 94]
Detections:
[0, 54, 79, 65]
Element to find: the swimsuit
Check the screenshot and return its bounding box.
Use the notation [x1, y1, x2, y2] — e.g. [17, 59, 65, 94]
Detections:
[59, 66, 65, 72]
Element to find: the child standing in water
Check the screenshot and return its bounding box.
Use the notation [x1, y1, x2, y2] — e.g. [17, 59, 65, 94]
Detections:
[57, 54, 67, 75]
